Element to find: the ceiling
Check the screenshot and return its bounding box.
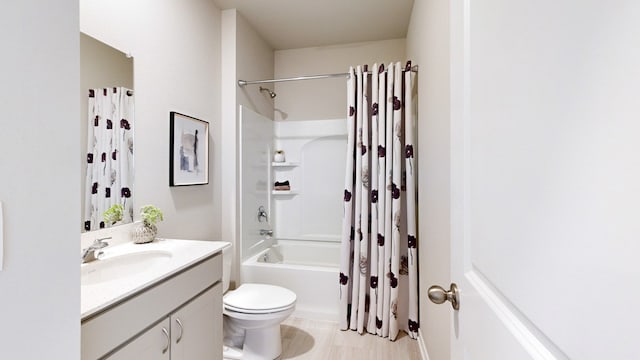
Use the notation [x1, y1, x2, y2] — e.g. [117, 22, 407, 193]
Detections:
[212, 0, 415, 50]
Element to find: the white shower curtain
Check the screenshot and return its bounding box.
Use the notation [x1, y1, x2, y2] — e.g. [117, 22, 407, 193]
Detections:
[339, 62, 418, 341]
[83, 87, 134, 231]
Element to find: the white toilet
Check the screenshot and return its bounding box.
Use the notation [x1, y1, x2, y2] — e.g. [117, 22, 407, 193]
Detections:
[222, 246, 296, 360]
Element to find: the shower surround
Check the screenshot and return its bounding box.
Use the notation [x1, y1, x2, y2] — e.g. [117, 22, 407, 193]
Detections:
[240, 106, 346, 319]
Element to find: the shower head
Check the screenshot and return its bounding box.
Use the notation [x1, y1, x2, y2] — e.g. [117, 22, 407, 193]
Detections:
[259, 86, 276, 99]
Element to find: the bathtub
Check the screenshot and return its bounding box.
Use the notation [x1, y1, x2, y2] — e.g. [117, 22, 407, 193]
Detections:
[241, 239, 340, 321]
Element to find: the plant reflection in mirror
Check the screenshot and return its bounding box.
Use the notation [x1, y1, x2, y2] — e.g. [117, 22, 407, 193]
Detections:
[102, 204, 124, 226]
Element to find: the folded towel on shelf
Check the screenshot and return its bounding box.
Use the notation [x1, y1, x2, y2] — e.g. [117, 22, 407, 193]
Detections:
[274, 180, 290, 191]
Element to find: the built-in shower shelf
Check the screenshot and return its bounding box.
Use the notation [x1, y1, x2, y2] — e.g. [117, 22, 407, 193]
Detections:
[271, 162, 299, 168]
[272, 189, 299, 196]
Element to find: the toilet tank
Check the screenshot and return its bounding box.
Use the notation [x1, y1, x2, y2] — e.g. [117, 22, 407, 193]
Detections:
[221, 244, 232, 293]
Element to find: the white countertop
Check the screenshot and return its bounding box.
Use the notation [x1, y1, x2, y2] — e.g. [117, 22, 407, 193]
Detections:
[81, 238, 229, 320]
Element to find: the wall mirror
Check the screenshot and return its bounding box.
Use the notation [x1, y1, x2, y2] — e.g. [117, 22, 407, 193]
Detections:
[80, 32, 134, 232]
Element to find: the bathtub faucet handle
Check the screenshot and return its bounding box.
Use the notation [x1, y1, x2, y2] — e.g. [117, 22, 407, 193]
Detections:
[260, 229, 273, 236]
[257, 206, 268, 222]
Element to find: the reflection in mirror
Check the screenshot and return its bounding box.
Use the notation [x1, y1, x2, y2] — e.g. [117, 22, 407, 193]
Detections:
[80, 33, 134, 232]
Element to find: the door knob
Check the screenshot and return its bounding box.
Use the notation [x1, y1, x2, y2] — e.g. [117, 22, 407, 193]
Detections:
[428, 283, 460, 310]
[257, 206, 268, 222]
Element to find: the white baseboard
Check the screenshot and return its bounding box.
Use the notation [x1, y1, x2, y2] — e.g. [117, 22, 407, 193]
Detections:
[418, 329, 430, 360]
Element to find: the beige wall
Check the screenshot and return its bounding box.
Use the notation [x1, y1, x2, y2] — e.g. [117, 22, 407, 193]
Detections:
[80, 33, 133, 98]
[221, 9, 274, 287]
[80, 33, 134, 230]
[80, 0, 222, 240]
[273, 39, 406, 121]
[236, 12, 276, 120]
[0, 0, 80, 358]
[407, 1, 452, 359]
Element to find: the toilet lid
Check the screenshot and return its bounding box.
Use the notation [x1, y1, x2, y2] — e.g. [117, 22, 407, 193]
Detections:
[224, 303, 294, 314]
[223, 283, 296, 312]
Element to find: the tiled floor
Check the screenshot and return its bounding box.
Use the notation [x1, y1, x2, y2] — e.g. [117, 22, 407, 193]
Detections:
[280, 317, 422, 360]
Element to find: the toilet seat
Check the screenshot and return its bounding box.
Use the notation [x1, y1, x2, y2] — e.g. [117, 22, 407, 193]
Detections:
[223, 283, 296, 314]
[224, 302, 294, 314]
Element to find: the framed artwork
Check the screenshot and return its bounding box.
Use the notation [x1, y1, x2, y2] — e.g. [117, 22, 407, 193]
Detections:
[169, 112, 209, 186]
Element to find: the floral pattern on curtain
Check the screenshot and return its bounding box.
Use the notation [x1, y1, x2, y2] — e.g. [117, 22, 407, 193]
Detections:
[339, 62, 418, 341]
[83, 87, 134, 231]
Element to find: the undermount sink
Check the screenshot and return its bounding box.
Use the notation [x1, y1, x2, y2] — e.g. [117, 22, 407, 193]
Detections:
[81, 249, 172, 286]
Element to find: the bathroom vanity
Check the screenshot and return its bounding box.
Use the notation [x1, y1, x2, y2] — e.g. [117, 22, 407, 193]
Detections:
[81, 239, 228, 360]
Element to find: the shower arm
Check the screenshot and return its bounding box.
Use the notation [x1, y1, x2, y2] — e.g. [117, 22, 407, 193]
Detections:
[259, 86, 276, 98]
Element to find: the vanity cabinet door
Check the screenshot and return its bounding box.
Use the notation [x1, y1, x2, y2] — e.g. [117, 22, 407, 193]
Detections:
[171, 283, 222, 360]
[107, 318, 171, 360]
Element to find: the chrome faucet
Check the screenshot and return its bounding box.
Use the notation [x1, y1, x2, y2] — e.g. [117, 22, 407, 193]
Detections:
[81, 237, 110, 264]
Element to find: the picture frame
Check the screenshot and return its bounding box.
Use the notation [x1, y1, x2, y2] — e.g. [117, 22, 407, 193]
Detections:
[169, 112, 209, 186]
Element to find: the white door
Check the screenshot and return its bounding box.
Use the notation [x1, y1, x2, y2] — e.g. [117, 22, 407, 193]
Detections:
[442, 1, 640, 359]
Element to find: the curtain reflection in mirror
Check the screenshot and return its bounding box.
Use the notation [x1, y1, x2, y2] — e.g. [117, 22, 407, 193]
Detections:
[83, 87, 134, 231]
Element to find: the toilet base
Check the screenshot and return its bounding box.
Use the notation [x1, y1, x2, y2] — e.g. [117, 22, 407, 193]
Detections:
[222, 324, 283, 360]
[243, 324, 283, 360]
[222, 324, 282, 360]
[223, 345, 243, 360]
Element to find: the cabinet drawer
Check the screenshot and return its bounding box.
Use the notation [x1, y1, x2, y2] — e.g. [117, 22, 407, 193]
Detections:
[82, 253, 221, 359]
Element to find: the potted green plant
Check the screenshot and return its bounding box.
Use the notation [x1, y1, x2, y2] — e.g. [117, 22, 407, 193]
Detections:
[133, 205, 164, 244]
[102, 204, 124, 226]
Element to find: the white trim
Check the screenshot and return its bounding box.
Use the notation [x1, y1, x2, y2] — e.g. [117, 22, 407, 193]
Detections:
[467, 271, 568, 359]
[417, 329, 430, 360]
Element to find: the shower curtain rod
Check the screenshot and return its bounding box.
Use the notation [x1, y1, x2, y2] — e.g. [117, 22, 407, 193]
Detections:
[237, 65, 418, 87]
